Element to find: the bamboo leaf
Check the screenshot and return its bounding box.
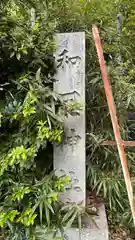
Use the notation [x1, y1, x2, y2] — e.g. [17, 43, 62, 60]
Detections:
[96, 181, 103, 195]
[46, 201, 54, 214]
[62, 208, 75, 223]
[36, 68, 41, 82]
[45, 202, 50, 226]
[85, 212, 99, 228]
[65, 210, 78, 230]
[39, 201, 43, 225]
[16, 53, 21, 60]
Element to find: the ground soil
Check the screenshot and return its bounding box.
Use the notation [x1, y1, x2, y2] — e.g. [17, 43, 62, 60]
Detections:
[109, 229, 135, 240]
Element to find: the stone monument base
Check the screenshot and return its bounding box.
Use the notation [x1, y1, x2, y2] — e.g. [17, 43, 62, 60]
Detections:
[64, 204, 108, 240]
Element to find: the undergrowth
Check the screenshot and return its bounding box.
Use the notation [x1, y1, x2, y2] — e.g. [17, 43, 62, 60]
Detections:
[0, 0, 135, 238]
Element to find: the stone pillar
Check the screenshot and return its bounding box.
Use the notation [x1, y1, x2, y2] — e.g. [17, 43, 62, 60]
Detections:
[54, 32, 85, 206]
[53, 32, 108, 240]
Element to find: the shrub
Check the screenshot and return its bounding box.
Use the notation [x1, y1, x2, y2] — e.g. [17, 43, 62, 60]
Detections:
[1, 0, 135, 238]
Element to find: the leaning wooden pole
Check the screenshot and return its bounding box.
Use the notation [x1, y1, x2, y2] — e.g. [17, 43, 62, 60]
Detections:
[92, 24, 135, 225]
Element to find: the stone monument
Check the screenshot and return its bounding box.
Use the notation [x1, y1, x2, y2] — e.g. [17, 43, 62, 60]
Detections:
[54, 32, 85, 206]
[54, 32, 108, 240]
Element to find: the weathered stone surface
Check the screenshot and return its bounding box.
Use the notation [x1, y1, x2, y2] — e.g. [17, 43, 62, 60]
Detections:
[64, 204, 108, 240]
[53, 32, 85, 206]
[53, 33, 108, 240]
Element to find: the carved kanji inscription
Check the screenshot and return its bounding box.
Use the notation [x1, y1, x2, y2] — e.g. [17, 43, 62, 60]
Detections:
[54, 33, 85, 206]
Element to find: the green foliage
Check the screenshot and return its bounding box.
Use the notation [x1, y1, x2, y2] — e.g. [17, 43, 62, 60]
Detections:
[11, 186, 31, 202]
[0, 0, 73, 238]
[1, 0, 135, 237]
[60, 202, 97, 234]
[37, 121, 63, 144]
[0, 146, 37, 176]
[33, 226, 61, 240]
[16, 202, 37, 227]
[54, 175, 71, 192]
[0, 210, 20, 228]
